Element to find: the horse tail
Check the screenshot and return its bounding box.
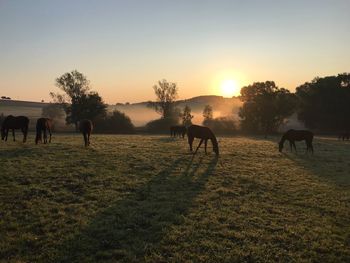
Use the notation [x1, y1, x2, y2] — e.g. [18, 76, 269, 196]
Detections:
[35, 120, 42, 144]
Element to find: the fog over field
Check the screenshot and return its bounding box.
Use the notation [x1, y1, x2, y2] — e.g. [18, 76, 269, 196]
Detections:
[0, 95, 305, 130]
[111, 96, 242, 126]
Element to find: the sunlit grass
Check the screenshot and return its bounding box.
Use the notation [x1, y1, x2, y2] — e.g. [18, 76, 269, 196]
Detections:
[0, 134, 349, 262]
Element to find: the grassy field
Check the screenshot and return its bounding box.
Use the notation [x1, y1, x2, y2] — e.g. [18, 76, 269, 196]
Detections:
[0, 134, 349, 262]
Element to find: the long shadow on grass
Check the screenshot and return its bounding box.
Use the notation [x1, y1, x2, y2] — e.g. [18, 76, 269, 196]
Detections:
[53, 155, 218, 262]
[282, 138, 350, 185]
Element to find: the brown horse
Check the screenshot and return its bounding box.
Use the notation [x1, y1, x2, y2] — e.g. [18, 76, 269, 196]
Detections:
[35, 118, 53, 144]
[170, 125, 187, 138]
[187, 125, 219, 156]
[79, 119, 93, 147]
[279, 129, 314, 153]
[1, 115, 29, 142]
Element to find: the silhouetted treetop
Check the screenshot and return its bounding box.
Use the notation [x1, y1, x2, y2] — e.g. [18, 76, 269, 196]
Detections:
[148, 79, 178, 119]
[239, 81, 296, 135]
[55, 70, 90, 99]
[296, 73, 350, 131]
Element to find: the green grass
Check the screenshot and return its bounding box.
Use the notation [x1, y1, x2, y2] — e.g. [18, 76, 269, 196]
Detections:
[0, 134, 349, 262]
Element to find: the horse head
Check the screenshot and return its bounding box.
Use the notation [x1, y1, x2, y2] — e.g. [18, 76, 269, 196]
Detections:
[212, 138, 219, 156]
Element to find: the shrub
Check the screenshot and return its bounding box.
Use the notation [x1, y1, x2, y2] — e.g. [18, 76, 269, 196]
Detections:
[94, 110, 134, 134]
[146, 117, 180, 133]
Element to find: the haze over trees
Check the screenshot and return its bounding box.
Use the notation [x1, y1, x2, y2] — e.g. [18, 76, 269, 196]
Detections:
[202, 105, 236, 134]
[181, 105, 194, 127]
[239, 81, 297, 135]
[148, 79, 179, 119]
[147, 79, 180, 132]
[202, 105, 213, 124]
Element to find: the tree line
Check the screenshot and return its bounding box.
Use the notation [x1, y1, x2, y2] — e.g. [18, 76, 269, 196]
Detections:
[238, 73, 350, 135]
[145, 73, 350, 135]
[43, 70, 349, 135]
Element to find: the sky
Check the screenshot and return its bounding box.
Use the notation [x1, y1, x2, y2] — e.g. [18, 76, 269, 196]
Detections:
[0, 0, 349, 104]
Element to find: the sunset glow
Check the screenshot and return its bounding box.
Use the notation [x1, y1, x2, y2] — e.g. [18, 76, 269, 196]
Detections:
[220, 79, 240, 97]
[0, 1, 349, 103]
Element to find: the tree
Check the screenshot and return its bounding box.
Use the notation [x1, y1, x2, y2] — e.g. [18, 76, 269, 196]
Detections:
[66, 92, 107, 125]
[182, 105, 194, 127]
[51, 70, 107, 130]
[148, 79, 178, 118]
[239, 81, 296, 135]
[41, 103, 65, 120]
[202, 105, 213, 124]
[55, 70, 90, 100]
[296, 73, 350, 132]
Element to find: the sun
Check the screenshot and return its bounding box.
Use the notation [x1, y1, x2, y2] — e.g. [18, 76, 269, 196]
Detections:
[220, 79, 240, 97]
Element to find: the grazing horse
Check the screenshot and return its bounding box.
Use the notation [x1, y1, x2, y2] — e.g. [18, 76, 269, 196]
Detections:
[79, 119, 93, 147]
[187, 125, 219, 156]
[338, 132, 349, 141]
[35, 118, 53, 144]
[170, 125, 187, 138]
[279, 129, 314, 153]
[1, 115, 29, 142]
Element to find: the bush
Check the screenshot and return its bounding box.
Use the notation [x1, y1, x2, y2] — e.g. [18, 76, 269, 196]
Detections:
[203, 117, 237, 135]
[94, 110, 134, 134]
[146, 117, 180, 133]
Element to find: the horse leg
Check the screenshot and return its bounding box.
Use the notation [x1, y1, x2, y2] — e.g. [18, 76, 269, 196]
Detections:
[43, 129, 47, 144]
[24, 127, 28, 143]
[87, 132, 91, 146]
[194, 139, 204, 155]
[204, 139, 208, 154]
[307, 141, 314, 154]
[83, 133, 87, 147]
[289, 141, 293, 152]
[188, 135, 194, 152]
[293, 142, 297, 153]
[12, 129, 15, 141]
[48, 127, 52, 143]
[35, 130, 39, 145]
[5, 128, 9, 141]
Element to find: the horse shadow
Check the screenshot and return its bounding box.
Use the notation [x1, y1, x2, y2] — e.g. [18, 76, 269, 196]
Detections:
[52, 156, 218, 262]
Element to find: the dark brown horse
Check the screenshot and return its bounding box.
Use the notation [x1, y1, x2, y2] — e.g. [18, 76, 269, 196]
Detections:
[187, 125, 219, 156]
[338, 132, 349, 141]
[170, 125, 187, 138]
[279, 129, 314, 153]
[1, 115, 29, 142]
[79, 119, 93, 147]
[35, 118, 53, 144]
